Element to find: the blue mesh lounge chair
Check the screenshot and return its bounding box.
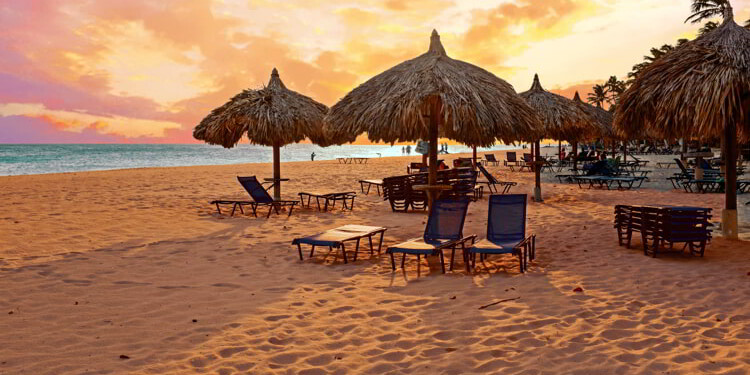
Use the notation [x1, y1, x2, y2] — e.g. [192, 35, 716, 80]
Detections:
[504, 152, 520, 167]
[477, 164, 516, 194]
[386, 198, 476, 273]
[467, 194, 535, 273]
[210, 176, 298, 218]
[484, 154, 500, 166]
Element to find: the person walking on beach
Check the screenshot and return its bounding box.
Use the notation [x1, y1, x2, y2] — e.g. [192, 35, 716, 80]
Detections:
[310, 152, 316, 161]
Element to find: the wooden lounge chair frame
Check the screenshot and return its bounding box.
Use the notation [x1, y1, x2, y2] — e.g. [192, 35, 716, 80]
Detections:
[298, 191, 356, 211]
[292, 225, 386, 263]
[359, 179, 383, 196]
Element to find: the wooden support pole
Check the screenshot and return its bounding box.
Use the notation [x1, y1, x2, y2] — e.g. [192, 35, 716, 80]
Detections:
[723, 122, 738, 239]
[272, 141, 281, 200]
[533, 140, 542, 202]
[428, 97, 440, 212]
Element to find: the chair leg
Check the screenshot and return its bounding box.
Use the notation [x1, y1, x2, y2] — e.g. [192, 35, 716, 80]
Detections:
[287, 204, 294, 217]
[310, 245, 315, 258]
[389, 251, 396, 270]
[401, 253, 406, 269]
[353, 238, 360, 262]
[439, 251, 446, 274]
[377, 232, 384, 254]
[297, 243, 303, 261]
[341, 244, 348, 264]
[449, 246, 456, 271]
[214, 202, 222, 215]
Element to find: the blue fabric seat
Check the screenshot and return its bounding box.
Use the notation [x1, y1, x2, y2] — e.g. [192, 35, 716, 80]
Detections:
[467, 194, 535, 273]
[386, 198, 476, 273]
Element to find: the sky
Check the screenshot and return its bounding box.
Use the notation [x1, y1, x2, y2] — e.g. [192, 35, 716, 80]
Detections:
[0, 0, 748, 144]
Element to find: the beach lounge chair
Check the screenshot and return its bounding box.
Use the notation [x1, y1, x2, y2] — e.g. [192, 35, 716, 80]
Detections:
[211, 176, 299, 218]
[484, 154, 500, 166]
[386, 198, 476, 273]
[292, 225, 387, 263]
[477, 164, 516, 194]
[298, 191, 356, 211]
[467, 194, 535, 273]
[504, 152, 521, 167]
[408, 162, 425, 174]
[359, 179, 383, 196]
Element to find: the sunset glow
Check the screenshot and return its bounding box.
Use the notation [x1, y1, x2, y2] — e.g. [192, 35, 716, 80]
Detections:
[1, 0, 747, 143]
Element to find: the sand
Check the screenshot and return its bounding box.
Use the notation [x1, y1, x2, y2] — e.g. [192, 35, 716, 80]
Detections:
[1, 150, 749, 375]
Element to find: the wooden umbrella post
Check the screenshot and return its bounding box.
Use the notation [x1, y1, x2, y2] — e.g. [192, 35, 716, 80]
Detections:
[427, 97, 440, 212]
[572, 141, 578, 171]
[272, 141, 281, 200]
[533, 140, 542, 202]
[723, 122, 738, 239]
[472, 146, 477, 170]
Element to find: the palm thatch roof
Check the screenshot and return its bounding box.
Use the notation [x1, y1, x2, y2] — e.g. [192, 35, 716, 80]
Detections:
[615, 6, 750, 141]
[325, 30, 541, 147]
[572, 91, 616, 140]
[519, 75, 598, 142]
[193, 68, 330, 148]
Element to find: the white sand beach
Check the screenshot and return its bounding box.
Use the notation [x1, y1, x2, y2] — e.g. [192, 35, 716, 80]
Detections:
[1, 150, 749, 374]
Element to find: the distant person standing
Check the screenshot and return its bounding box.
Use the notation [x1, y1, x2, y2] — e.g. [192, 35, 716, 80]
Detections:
[402, 146, 405, 155]
[406, 145, 411, 155]
[311, 152, 316, 161]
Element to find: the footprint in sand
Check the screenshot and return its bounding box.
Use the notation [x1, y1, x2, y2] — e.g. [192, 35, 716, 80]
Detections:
[62, 279, 92, 286]
[217, 346, 247, 358]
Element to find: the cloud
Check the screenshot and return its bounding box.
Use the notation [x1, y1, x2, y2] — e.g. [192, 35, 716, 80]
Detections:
[0, 103, 181, 138]
[0, 0, 724, 143]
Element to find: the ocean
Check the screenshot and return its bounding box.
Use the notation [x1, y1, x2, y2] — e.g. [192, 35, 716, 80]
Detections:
[0, 143, 531, 176]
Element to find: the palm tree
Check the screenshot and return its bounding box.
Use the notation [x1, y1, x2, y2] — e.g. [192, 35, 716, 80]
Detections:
[587, 84, 607, 109]
[685, 0, 730, 24]
[699, 21, 719, 35]
[627, 40, 688, 84]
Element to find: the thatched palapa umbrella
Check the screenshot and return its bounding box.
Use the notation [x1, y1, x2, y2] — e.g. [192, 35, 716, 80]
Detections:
[326, 30, 541, 208]
[572, 91, 618, 157]
[520, 74, 597, 201]
[194, 68, 329, 200]
[615, 4, 750, 239]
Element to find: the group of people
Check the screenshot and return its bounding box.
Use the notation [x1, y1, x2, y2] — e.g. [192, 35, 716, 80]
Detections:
[401, 145, 412, 155]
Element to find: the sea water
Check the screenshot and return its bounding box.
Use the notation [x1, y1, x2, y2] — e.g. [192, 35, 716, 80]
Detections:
[0, 143, 531, 176]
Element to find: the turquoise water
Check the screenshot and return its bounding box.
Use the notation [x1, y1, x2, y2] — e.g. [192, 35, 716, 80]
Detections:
[0, 143, 522, 176]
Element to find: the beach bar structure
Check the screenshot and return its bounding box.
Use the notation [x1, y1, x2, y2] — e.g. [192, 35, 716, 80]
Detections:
[520, 74, 597, 201]
[326, 30, 541, 209]
[615, 5, 750, 239]
[193, 68, 331, 200]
